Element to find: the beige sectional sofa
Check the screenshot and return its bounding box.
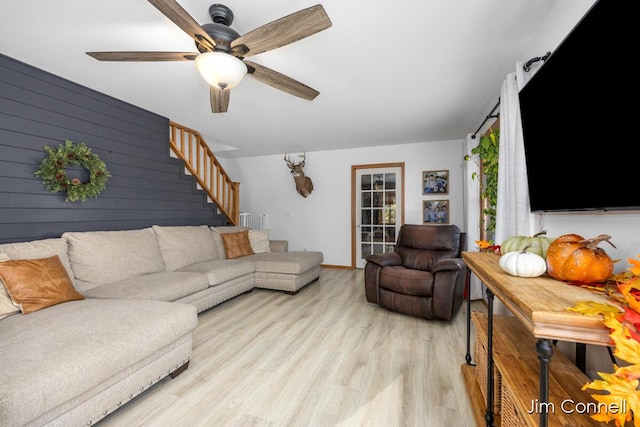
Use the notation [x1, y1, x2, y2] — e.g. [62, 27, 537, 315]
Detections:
[0, 225, 323, 426]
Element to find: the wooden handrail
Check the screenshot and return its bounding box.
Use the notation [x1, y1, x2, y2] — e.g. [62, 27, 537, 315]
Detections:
[169, 121, 239, 225]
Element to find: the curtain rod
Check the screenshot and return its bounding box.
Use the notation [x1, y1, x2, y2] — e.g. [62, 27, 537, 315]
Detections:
[471, 99, 500, 139]
[471, 52, 551, 139]
[522, 51, 550, 72]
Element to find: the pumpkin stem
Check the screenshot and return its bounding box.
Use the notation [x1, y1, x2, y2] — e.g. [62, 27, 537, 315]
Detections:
[533, 230, 547, 237]
[580, 234, 617, 250]
[520, 244, 533, 254]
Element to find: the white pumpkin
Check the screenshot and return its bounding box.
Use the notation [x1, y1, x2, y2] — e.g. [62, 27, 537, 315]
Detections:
[499, 245, 547, 278]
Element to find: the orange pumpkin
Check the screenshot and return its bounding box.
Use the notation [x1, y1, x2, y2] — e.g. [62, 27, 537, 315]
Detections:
[545, 234, 616, 284]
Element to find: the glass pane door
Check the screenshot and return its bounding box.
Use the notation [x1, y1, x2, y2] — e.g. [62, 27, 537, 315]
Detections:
[355, 166, 403, 268]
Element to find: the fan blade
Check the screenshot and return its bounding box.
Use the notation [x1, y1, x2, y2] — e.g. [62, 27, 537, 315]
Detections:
[231, 4, 332, 58]
[147, 0, 216, 51]
[245, 61, 319, 101]
[87, 52, 198, 61]
[210, 86, 230, 113]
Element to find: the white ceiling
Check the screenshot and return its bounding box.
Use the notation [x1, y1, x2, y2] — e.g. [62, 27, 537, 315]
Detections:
[0, 0, 558, 158]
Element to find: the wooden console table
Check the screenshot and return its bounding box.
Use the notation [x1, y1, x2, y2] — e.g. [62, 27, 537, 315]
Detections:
[461, 251, 613, 427]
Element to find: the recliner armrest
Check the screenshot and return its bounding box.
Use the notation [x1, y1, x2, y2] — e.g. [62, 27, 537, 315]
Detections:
[366, 252, 403, 267]
[432, 258, 466, 273]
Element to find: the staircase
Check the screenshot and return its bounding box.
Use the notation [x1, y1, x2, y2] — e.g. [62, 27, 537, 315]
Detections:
[169, 121, 239, 225]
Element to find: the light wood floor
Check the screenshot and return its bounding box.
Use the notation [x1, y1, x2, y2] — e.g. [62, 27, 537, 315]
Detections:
[98, 268, 481, 427]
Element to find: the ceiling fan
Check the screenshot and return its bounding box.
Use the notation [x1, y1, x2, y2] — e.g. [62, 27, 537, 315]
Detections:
[86, 0, 332, 113]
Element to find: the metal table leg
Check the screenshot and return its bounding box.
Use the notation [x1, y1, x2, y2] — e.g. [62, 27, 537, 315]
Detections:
[465, 270, 473, 365]
[575, 343, 586, 373]
[485, 288, 495, 427]
[535, 339, 553, 427]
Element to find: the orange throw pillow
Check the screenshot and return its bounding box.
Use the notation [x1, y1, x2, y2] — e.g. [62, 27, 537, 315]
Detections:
[221, 230, 255, 259]
[0, 255, 84, 314]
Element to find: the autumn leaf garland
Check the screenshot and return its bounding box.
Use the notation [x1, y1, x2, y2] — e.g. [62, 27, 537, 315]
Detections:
[475, 239, 501, 253]
[568, 254, 640, 426]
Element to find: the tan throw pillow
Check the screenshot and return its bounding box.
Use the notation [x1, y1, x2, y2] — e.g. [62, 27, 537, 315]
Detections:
[0, 253, 20, 320]
[0, 255, 84, 314]
[249, 229, 271, 253]
[221, 230, 255, 259]
[0, 282, 18, 320]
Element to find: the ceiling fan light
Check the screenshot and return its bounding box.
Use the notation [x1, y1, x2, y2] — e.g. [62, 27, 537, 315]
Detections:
[195, 52, 247, 90]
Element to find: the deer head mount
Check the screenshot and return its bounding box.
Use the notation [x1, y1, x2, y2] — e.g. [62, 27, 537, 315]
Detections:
[284, 153, 314, 198]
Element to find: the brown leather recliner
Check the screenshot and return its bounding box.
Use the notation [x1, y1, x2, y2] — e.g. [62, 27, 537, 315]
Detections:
[364, 224, 467, 321]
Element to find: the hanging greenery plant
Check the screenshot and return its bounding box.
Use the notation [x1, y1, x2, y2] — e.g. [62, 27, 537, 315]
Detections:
[465, 128, 500, 233]
[35, 139, 111, 202]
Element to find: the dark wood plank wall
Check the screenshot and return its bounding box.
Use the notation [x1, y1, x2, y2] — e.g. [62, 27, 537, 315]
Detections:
[0, 53, 227, 244]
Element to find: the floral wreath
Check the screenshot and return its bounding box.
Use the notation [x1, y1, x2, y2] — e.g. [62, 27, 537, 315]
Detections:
[35, 139, 111, 202]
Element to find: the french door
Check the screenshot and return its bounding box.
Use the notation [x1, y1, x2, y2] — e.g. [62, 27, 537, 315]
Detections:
[352, 163, 404, 268]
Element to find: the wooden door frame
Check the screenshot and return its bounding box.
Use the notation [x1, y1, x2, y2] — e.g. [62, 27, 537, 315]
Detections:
[351, 162, 405, 268]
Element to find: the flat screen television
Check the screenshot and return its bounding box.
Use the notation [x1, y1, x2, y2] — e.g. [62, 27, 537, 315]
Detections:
[519, 0, 637, 212]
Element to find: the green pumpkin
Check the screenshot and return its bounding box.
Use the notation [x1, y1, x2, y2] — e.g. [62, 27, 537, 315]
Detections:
[500, 231, 556, 258]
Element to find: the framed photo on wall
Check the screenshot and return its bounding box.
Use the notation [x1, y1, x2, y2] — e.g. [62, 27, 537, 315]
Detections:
[422, 170, 449, 195]
[423, 200, 449, 224]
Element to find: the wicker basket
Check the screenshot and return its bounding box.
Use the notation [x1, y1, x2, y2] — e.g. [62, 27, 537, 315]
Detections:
[501, 380, 531, 427]
[475, 332, 502, 414]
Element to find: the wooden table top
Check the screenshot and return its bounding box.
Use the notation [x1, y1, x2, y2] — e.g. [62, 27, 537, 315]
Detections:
[462, 251, 614, 346]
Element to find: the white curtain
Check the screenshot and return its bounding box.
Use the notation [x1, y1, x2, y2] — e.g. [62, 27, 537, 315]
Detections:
[463, 134, 484, 300]
[493, 68, 543, 245]
[491, 63, 544, 314]
[464, 61, 546, 306]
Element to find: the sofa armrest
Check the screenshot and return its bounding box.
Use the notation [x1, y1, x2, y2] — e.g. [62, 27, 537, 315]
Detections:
[366, 252, 402, 267]
[432, 257, 466, 273]
[269, 240, 288, 252]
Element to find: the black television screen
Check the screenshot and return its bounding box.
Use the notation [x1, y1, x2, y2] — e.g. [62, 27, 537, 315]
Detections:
[519, 0, 637, 212]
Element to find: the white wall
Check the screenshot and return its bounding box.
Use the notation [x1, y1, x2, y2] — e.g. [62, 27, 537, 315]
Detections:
[520, 0, 596, 60]
[221, 139, 465, 267]
[541, 212, 640, 275]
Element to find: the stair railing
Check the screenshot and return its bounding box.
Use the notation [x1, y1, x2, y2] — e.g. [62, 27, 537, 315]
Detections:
[169, 121, 240, 225]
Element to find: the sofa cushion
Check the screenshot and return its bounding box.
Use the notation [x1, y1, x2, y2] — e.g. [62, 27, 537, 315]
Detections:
[221, 230, 255, 259]
[63, 228, 165, 292]
[0, 254, 19, 320]
[268, 240, 289, 253]
[0, 255, 84, 314]
[82, 271, 209, 301]
[152, 225, 220, 270]
[248, 251, 324, 274]
[249, 230, 271, 254]
[379, 265, 434, 297]
[0, 238, 76, 286]
[0, 283, 17, 320]
[178, 258, 256, 287]
[0, 298, 197, 427]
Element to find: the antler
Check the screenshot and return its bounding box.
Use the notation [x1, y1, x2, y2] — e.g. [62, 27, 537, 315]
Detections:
[284, 153, 306, 166]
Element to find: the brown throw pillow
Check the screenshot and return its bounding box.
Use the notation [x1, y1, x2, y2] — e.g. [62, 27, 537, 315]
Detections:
[0, 255, 84, 314]
[220, 230, 255, 259]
